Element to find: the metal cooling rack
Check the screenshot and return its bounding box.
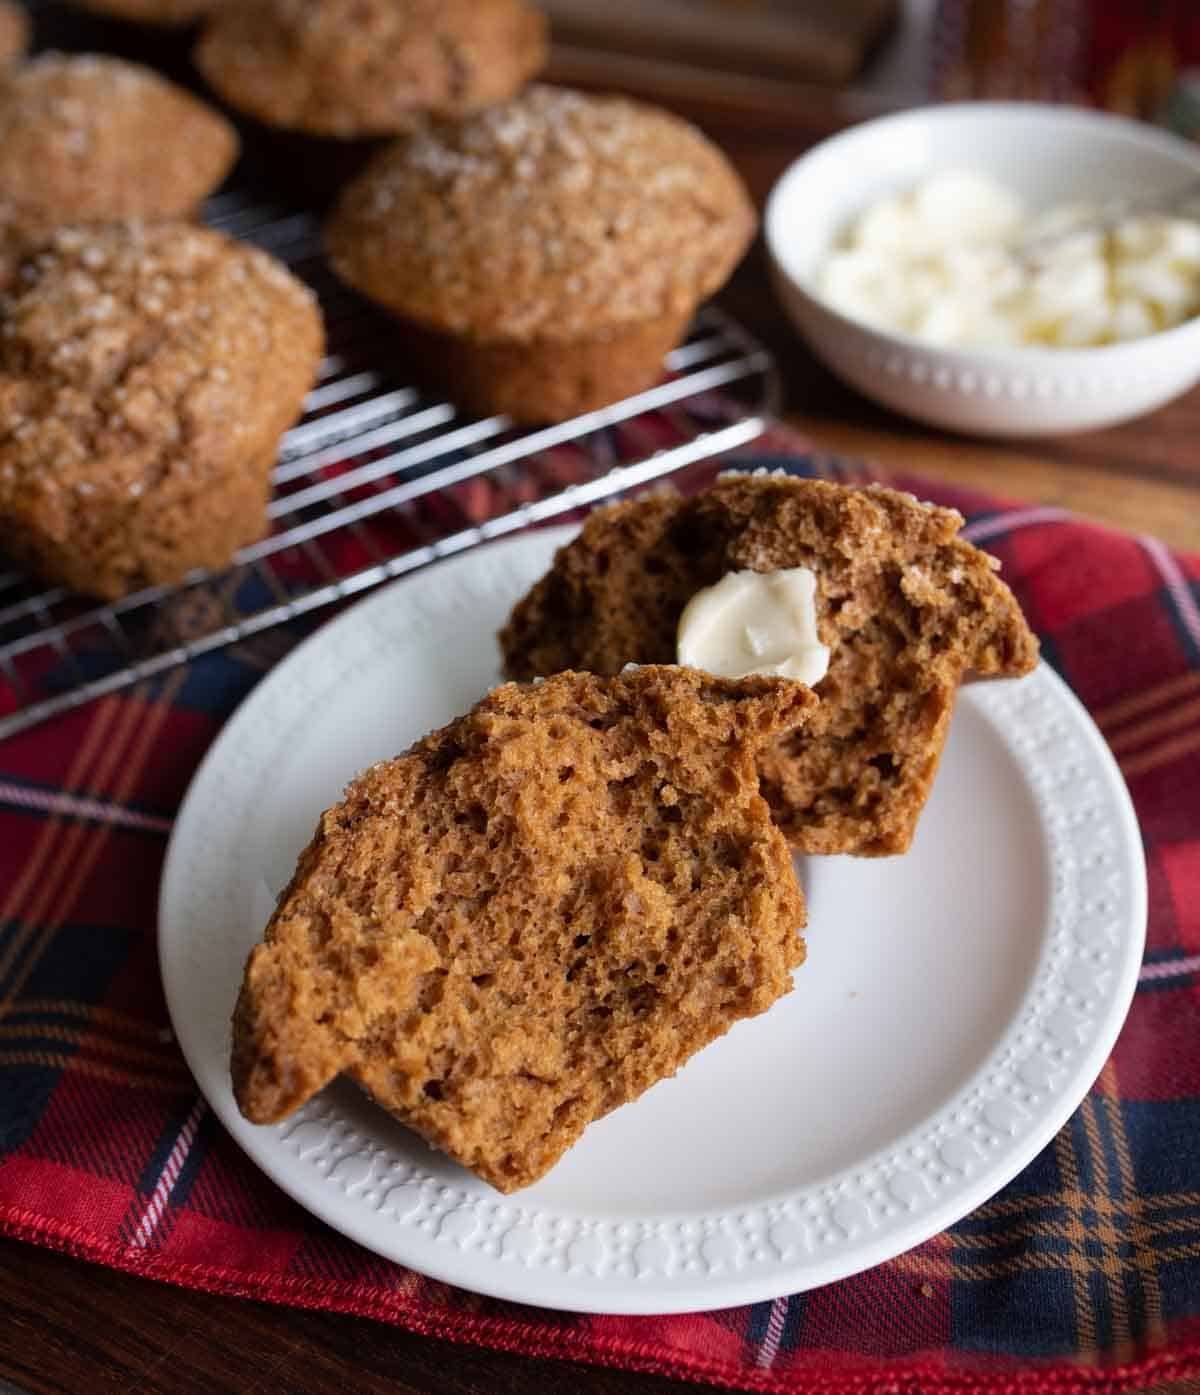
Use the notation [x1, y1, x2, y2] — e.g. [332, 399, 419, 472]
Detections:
[0, 193, 778, 741]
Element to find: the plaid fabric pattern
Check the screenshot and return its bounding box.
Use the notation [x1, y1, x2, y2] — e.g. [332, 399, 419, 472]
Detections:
[2, 436, 1199, 1394]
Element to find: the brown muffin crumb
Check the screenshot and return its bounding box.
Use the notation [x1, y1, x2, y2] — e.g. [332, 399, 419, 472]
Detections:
[500, 474, 1039, 856]
[0, 222, 323, 599]
[232, 665, 812, 1192]
[0, 54, 239, 290]
[195, 0, 547, 140]
[0, 1, 29, 68]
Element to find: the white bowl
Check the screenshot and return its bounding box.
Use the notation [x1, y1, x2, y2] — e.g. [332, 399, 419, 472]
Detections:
[765, 102, 1200, 436]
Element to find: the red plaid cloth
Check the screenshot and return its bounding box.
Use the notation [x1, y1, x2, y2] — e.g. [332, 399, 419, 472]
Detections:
[2, 438, 1199, 1394]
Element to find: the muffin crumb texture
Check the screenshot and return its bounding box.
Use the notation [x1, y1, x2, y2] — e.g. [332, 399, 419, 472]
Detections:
[231, 666, 812, 1192]
[501, 475, 1040, 856]
[0, 221, 322, 598]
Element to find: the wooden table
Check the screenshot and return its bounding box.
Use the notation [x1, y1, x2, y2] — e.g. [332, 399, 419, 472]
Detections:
[5, 52, 1200, 1395]
[725, 251, 1200, 555]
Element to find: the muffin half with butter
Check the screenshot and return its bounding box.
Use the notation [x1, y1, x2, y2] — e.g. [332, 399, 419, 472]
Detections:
[324, 85, 757, 423]
[500, 473, 1039, 856]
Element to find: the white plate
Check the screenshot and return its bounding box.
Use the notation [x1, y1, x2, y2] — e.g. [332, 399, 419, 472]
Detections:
[159, 527, 1147, 1315]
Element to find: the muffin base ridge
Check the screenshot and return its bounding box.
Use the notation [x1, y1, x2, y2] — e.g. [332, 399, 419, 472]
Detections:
[396, 309, 693, 425]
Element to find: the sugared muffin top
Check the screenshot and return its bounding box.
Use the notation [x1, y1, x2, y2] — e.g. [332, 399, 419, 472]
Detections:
[0, 54, 238, 231]
[325, 85, 757, 343]
[0, 222, 322, 508]
[0, 0, 29, 69]
[66, 0, 223, 26]
[194, 0, 547, 139]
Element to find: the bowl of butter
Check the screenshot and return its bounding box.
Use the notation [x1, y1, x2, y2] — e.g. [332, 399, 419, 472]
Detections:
[765, 102, 1200, 435]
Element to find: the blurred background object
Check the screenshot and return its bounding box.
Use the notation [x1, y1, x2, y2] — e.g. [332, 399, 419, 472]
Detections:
[933, 0, 1087, 102]
[542, 0, 1200, 144]
[934, 0, 1200, 129]
[542, 0, 934, 125]
[539, 0, 899, 85]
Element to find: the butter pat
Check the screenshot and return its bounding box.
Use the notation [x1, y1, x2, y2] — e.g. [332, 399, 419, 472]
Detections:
[677, 568, 830, 686]
[811, 170, 1200, 348]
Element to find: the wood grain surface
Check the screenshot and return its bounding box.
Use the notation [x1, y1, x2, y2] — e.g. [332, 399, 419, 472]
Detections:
[4, 21, 1200, 1395]
[0, 1239, 729, 1395]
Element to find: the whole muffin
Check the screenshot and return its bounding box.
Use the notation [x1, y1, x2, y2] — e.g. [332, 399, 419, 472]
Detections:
[0, 54, 239, 287]
[0, 223, 324, 599]
[325, 86, 757, 423]
[194, 0, 547, 139]
[0, 1, 29, 68]
[66, 0, 222, 25]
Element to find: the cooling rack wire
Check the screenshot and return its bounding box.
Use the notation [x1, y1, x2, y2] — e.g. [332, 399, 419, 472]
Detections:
[0, 191, 779, 740]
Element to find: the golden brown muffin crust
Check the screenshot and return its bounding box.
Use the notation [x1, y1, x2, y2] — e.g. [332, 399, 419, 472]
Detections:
[500, 474, 1040, 857]
[385, 306, 695, 425]
[0, 1, 29, 68]
[0, 222, 323, 598]
[232, 666, 812, 1192]
[0, 54, 238, 277]
[195, 0, 547, 139]
[325, 84, 757, 343]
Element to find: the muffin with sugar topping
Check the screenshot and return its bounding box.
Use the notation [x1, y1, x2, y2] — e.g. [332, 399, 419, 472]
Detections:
[0, 1, 29, 68]
[0, 222, 323, 599]
[325, 85, 757, 423]
[194, 0, 547, 139]
[0, 54, 238, 288]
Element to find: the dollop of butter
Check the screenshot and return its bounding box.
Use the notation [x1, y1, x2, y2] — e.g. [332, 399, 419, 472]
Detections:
[676, 567, 830, 686]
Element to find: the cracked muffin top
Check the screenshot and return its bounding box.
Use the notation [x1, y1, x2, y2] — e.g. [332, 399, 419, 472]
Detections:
[0, 222, 322, 516]
[325, 85, 757, 343]
[194, 0, 547, 139]
[0, 54, 238, 226]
